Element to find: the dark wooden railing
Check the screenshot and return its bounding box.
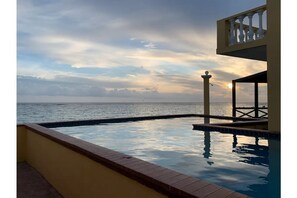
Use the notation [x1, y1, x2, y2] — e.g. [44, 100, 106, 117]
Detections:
[234, 106, 268, 118]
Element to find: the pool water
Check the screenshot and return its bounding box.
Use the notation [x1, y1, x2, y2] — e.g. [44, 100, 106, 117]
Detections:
[55, 117, 280, 198]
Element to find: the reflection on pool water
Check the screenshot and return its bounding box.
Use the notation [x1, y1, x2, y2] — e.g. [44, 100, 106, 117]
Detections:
[55, 117, 280, 198]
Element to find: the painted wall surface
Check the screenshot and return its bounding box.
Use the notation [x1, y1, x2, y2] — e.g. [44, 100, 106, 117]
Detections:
[17, 126, 26, 162]
[17, 126, 167, 198]
[267, 0, 280, 133]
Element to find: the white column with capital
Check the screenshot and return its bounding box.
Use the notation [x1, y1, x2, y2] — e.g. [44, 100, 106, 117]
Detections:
[201, 71, 212, 123]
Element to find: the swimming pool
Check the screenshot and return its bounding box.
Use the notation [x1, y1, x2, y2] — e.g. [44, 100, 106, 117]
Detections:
[55, 117, 280, 198]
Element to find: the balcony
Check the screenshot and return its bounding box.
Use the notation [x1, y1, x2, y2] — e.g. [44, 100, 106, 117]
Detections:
[217, 5, 267, 61]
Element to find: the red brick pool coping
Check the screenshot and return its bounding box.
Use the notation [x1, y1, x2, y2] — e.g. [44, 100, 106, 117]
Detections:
[20, 123, 248, 198]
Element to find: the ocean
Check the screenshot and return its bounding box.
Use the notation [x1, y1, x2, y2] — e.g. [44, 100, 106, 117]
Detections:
[17, 102, 239, 124]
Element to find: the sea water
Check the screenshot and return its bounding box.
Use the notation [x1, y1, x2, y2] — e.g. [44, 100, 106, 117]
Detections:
[17, 102, 235, 124]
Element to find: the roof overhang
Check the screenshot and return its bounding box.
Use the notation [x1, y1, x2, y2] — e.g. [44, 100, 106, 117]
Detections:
[233, 71, 267, 83]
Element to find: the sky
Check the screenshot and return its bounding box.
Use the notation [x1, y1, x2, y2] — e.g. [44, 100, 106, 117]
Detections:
[17, 0, 267, 103]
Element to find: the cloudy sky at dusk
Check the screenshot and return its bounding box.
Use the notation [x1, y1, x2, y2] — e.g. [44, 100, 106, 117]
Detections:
[17, 0, 267, 103]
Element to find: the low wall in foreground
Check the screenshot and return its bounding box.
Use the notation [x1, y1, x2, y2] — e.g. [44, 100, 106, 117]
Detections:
[17, 123, 247, 198]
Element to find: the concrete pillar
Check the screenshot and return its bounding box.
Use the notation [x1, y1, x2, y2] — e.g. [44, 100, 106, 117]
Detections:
[267, 0, 280, 133]
[201, 71, 212, 123]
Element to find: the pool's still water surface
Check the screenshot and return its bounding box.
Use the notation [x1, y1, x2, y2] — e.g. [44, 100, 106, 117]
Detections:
[55, 117, 280, 198]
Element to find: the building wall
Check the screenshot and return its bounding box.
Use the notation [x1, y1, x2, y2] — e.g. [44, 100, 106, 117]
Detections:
[17, 125, 26, 162]
[267, 0, 281, 133]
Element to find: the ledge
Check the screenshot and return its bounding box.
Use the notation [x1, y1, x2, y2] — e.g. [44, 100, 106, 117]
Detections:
[34, 114, 257, 128]
[193, 121, 280, 139]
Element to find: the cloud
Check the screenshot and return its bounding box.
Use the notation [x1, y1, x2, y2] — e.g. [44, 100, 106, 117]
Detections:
[17, 75, 204, 102]
[17, 75, 107, 96]
[211, 70, 241, 81]
[17, 0, 265, 68]
[154, 74, 202, 92]
[17, 0, 267, 102]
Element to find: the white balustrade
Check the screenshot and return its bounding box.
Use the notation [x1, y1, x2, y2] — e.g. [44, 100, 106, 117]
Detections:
[227, 6, 266, 46]
[238, 16, 245, 43]
[257, 9, 264, 39]
[229, 19, 236, 45]
[234, 25, 238, 44]
[244, 28, 248, 42]
[247, 12, 254, 41]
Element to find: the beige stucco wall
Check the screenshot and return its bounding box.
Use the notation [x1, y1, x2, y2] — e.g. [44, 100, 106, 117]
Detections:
[17, 126, 167, 198]
[267, 0, 280, 133]
[216, 19, 229, 53]
[17, 126, 27, 162]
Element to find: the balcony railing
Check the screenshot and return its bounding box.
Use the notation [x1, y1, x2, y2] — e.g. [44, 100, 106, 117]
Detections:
[228, 5, 267, 46]
[216, 5, 267, 61]
[234, 106, 268, 119]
